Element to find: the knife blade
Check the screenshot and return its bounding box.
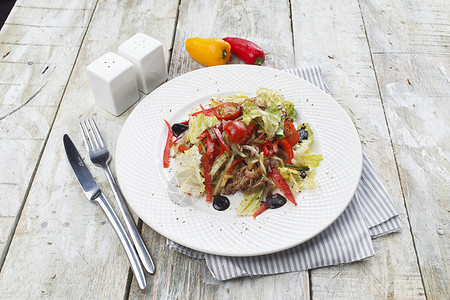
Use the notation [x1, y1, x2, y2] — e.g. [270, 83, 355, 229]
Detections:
[63, 134, 147, 289]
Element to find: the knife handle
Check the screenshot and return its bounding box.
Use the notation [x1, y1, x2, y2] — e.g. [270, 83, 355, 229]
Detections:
[103, 164, 155, 274]
[95, 192, 146, 290]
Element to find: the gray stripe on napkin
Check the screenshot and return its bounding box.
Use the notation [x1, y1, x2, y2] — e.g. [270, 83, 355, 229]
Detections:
[167, 66, 401, 280]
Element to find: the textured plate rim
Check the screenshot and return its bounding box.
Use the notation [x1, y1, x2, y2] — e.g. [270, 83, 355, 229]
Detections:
[115, 65, 362, 257]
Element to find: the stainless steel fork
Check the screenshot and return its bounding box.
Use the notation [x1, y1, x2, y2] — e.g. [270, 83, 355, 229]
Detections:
[80, 118, 155, 275]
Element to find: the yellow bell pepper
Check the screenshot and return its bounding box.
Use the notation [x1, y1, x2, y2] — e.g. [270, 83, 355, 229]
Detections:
[185, 38, 231, 67]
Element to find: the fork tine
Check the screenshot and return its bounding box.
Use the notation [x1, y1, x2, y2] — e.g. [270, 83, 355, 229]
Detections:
[86, 119, 100, 149]
[79, 121, 94, 152]
[90, 118, 106, 148]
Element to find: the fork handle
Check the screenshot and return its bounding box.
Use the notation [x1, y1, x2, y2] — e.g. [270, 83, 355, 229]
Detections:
[103, 164, 155, 274]
[95, 192, 146, 289]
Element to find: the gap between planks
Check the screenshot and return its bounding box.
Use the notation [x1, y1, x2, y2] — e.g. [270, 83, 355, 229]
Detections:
[4, 22, 87, 29]
[356, 0, 429, 298]
[0, 0, 100, 271]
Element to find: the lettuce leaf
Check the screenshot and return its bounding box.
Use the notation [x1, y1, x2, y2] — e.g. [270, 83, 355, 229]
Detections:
[174, 146, 205, 197]
[242, 101, 281, 138]
[278, 167, 317, 193]
[210, 94, 250, 106]
[256, 87, 296, 120]
[236, 186, 265, 216]
[187, 114, 219, 144]
[298, 152, 323, 168]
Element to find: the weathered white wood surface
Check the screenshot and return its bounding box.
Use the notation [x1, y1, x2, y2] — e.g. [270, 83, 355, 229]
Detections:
[0, 0, 179, 298]
[359, 0, 450, 298]
[290, 0, 426, 298]
[0, 0, 97, 266]
[0, 0, 448, 298]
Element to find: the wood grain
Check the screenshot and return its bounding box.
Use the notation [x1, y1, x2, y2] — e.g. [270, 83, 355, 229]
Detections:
[360, 0, 450, 298]
[0, 0, 178, 298]
[0, 0, 97, 266]
[0, 0, 447, 298]
[290, 0, 426, 298]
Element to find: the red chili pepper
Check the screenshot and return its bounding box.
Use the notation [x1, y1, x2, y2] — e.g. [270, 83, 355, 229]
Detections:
[213, 127, 230, 153]
[226, 157, 244, 174]
[269, 167, 297, 205]
[279, 138, 294, 164]
[253, 202, 269, 218]
[201, 153, 213, 202]
[163, 120, 173, 168]
[223, 37, 265, 65]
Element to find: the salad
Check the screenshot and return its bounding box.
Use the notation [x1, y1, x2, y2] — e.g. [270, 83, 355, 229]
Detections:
[163, 88, 322, 217]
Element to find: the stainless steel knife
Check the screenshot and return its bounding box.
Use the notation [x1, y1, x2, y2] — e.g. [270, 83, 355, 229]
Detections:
[63, 134, 146, 290]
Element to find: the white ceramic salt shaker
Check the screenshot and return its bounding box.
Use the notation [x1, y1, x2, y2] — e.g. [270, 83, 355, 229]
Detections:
[117, 33, 168, 94]
[86, 52, 139, 116]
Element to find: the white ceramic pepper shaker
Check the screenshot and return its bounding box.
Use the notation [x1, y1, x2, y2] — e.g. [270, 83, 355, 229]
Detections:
[117, 33, 168, 94]
[86, 52, 139, 116]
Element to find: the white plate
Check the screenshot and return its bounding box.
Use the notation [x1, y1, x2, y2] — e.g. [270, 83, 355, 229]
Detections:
[115, 65, 362, 257]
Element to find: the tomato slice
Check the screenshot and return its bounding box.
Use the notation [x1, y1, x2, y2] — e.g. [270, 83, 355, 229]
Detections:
[283, 121, 300, 146]
[224, 121, 248, 144]
[214, 102, 241, 120]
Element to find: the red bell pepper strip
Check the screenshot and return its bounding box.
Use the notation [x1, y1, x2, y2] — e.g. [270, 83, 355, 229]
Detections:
[201, 153, 213, 202]
[272, 139, 279, 153]
[196, 129, 209, 140]
[253, 202, 269, 218]
[283, 120, 300, 146]
[262, 144, 271, 156]
[163, 120, 173, 168]
[206, 134, 215, 154]
[223, 37, 265, 65]
[269, 167, 297, 205]
[226, 157, 244, 174]
[213, 127, 229, 153]
[247, 122, 256, 135]
[191, 106, 217, 117]
[279, 138, 294, 164]
[178, 145, 190, 153]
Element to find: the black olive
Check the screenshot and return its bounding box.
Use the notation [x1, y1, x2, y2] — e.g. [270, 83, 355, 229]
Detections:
[298, 128, 309, 142]
[266, 193, 287, 209]
[213, 195, 230, 211]
[172, 123, 189, 137]
[300, 171, 307, 179]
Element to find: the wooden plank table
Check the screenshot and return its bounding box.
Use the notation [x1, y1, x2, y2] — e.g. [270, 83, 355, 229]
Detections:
[0, 0, 448, 298]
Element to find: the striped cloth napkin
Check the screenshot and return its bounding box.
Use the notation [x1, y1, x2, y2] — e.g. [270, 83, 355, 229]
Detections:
[167, 66, 402, 280]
